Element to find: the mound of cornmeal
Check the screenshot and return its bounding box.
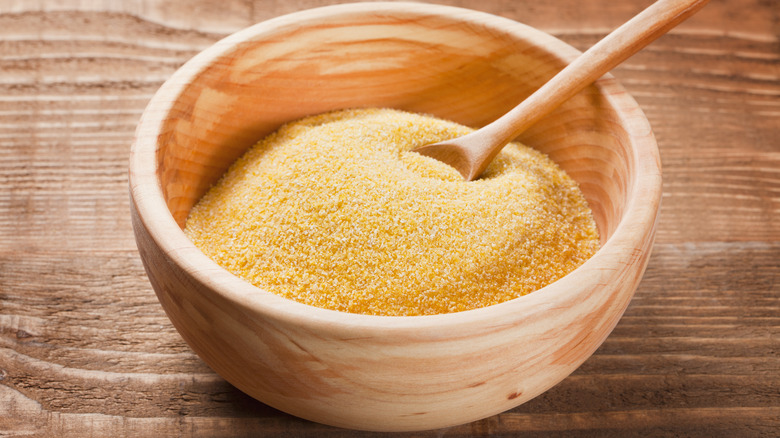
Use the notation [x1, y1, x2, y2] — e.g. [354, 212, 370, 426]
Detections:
[184, 108, 599, 316]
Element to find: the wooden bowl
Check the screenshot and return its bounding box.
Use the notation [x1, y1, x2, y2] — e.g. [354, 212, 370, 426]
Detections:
[129, 2, 661, 432]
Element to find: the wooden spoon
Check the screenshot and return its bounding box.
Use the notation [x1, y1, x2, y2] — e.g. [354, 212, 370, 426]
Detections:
[413, 0, 710, 181]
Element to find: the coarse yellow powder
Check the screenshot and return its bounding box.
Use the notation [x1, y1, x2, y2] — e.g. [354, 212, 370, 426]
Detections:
[184, 108, 599, 316]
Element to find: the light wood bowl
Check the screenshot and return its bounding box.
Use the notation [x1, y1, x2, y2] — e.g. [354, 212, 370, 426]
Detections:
[129, 2, 662, 432]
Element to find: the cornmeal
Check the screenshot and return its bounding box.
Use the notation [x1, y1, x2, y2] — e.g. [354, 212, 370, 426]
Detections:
[184, 108, 599, 316]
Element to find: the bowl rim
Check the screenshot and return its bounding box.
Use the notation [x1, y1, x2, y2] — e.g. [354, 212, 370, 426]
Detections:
[129, 1, 662, 335]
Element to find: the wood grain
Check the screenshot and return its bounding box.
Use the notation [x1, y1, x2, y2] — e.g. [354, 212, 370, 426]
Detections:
[1, 0, 778, 436]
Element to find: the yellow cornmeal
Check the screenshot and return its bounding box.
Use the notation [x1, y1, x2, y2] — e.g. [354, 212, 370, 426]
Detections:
[184, 108, 599, 316]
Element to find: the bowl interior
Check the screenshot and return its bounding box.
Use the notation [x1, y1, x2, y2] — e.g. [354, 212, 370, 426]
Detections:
[154, 5, 635, 244]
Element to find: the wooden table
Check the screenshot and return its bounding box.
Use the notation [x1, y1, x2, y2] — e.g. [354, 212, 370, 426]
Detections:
[1, 0, 777, 436]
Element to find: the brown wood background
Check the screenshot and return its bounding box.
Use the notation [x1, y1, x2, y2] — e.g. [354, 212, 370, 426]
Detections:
[0, 0, 778, 436]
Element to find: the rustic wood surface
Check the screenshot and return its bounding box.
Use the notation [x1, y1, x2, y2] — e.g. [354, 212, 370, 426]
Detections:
[0, 0, 777, 436]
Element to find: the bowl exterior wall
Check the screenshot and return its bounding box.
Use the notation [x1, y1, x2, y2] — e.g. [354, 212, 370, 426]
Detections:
[131, 198, 657, 431]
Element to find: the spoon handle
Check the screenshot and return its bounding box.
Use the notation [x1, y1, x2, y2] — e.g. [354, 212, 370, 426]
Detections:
[482, 0, 710, 152]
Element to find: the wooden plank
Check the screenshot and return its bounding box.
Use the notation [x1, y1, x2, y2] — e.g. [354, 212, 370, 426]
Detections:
[1, 242, 778, 435]
[0, 14, 776, 249]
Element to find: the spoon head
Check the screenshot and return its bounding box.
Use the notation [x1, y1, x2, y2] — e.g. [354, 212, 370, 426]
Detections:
[413, 141, 476, 180]
[413, 132, 496, 181]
